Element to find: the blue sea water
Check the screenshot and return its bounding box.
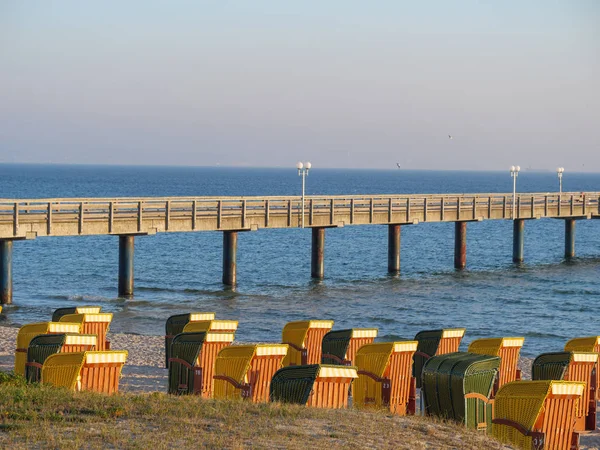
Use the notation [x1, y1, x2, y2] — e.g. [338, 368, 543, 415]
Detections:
[1, 164, 599, 356]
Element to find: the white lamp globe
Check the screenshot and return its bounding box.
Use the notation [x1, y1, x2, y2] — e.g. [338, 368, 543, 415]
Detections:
[305, 162, 312, 170]
[296, 162, 303, 170]
[510, 166, 515, 172]
[515, 166, 521, 172]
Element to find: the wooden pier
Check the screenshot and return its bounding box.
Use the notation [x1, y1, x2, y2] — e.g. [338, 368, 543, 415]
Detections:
[0, 192, 598, 303]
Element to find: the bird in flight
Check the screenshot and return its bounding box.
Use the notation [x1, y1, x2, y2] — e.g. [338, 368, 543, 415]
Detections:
[448, 134, 453, 140]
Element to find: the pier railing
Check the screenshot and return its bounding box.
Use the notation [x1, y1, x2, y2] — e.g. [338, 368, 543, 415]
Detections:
[1, 192, 598, 239]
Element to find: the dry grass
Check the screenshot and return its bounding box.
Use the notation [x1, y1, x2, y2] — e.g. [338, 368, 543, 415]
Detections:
[0, 373, 510, 450]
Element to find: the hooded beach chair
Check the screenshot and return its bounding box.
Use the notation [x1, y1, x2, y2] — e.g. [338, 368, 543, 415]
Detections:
[52, 306, 102, 322]
[413, 328, 466, 388]
[164, 312, 216, 367]
[14, 322, 82, 376]
[281, 320, 334, 367]
[182, 319, 238, 334]
[59, 313, 113, 351]
[353, 341, 418, 415]
[321, 328, 378, 365]
[468, 337, 525, 391]
[421, 352, 500, 431]
[213, 344, 289, 402]
[26, 333, 97, 383]
[564, 336, 600, 401]
[41, 350, 127, 394]
[532, 351, 598, 432]
[492, 380, 585, 450]
[168, 331, 235, 398]
[270, 364, 358, 408]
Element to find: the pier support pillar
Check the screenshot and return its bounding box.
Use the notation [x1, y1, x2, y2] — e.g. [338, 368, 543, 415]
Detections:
[513, 219, 525, 263]
[0, 240, 13, 304]
[454, 222, 467, 269]
[118, 235, 135, 297]
[311, 227, 325, 279]
[564, 219, 576, 259]
[388, 224, 401, 273]
[222, 231, 238, 286]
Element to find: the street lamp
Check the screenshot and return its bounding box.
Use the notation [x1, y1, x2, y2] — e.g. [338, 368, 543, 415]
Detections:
[556, 167, 565, 193]
[297, 161, 311, 228]
[510, 165, 520, 219]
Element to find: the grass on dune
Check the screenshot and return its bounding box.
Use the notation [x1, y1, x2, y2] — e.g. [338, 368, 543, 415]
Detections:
[0, 372, 509, 449]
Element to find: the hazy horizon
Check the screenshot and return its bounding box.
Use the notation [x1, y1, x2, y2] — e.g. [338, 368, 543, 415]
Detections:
[1, 1, 599, 171]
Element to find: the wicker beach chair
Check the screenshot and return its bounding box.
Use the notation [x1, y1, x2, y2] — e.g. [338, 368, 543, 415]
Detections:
[59, 313, 113, 351]
[353, 341, 418, 415]
[321, 328, 378, 365]
[182, 319, 238, 334]
[281, 320, 334, 367]
[41, 350, 127, 394]
[564, 336, 600, 401]
[532, 351, 598, 432]
[468, 337, 525, 391]
[421, 352, 500, 431]
[213, 344, 289, 402]
[270, 364, 358, 408]
[51, 306, 102, 322]
[26, 333, 97, 383]
[492, 380, 585, 450]
[164, 313, 216, 367]
[14, 322, 82, 376]
[413, 328, 466, 388]
[168, 331, 235, 398]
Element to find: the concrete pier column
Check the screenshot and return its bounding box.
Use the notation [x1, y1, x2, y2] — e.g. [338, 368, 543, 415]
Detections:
[222, 231, 238, 286]
[454, 222, 467, 269]
[118, 235, 135, 297]
[512, 219, 525, 263]
[0, 240, 13, 304]
[388, 224, 401, 273]
[565, 219, 576, 259]
[311, 227, 325, 279]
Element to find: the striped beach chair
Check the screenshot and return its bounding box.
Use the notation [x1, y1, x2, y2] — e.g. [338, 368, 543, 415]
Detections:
[183, 319, 238, 334]
[26, 333, 97, 382]
[321, 328, 378, 365]
[468, 337, 525, 392]
[413, 328, 466, 388]
[532, 351, 598, 432]
[59, 313, 113, 351]
[353, 341, 418, 415]
[164, 313, 216, 367]
[492, 380, 585, 450]
[52, 306, 102, 322]
[564, 336, 600, 402]
[168, 331, 235, 398]
[41, 351, 127, 394]
[213, 344, 289, 402]
[270, 364, 358, 408]
[281, 320, 334, 367]
[14, 322, 82, 376]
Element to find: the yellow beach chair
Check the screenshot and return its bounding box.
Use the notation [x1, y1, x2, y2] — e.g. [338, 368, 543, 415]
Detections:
[26, 333, 97, 383]
[354, 341, 418, 415]
[164, 312, 216, 367]
[532, 351, 598, 432]
[41, 351, 127, 394]
[321, 328, 378, 365]
[213, 344, 288, 402]
[52, 306, 102, 322]
[281, 320, 334, 366]
[59, 313, 113, 351]
[413, 328, 466, 388]
[183, 319, 238, 334]
[492, 380, 585, 450]
[270, 364, 358, 408]
[468, 337, 524, 391]
[565, 336, 600, 401]
[14, 322, 82, 376]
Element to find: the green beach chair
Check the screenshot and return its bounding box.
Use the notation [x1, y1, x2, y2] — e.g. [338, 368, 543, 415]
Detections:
[413, 328, 466, 388]
[321, 328, 378, 365]
[164, 312, 216, 367]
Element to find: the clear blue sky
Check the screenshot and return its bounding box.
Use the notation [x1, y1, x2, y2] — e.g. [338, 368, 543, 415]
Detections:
[1, 1, 598, 170]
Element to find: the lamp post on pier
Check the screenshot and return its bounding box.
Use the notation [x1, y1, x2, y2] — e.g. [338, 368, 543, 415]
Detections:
[556, 167, 565, 193]
[296, 161, 311, 228]
[510, 165, 524, 262]
[510, 165, 520, 219]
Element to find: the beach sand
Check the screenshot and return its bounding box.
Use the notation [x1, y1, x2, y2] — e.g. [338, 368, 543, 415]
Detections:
[1, 324, 598, 449]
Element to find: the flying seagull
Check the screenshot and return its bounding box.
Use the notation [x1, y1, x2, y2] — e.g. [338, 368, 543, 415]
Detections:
[396, 163, 401, 169]
[448, 134, 453, 139]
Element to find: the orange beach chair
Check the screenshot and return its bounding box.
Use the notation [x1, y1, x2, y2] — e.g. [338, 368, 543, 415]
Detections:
[468, 337, 525, 392]
[281, 320, 334, 366]
[164, 312, 216, 367]
[59, 313, 113, 351]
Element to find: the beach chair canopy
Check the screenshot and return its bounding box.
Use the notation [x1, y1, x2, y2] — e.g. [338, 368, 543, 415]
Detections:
[565, 336, 600, 402]
[321, 328, 378, 365]
[52, 306, 102, 322]
[281, 320, 334, 366]
[183, 319, 238, 333]
[164, 312, 216, 367]
[422, 352, 499, 430]
[413, 328, 466, 387]
[492, 380, 585, 450]
[468, 337, 524, 389]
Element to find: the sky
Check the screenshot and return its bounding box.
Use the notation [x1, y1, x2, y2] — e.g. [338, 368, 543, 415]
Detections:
[0, 1, 598, 170]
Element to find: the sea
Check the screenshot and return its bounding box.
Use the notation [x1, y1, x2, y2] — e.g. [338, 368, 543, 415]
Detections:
[1, 164, 599, 357]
